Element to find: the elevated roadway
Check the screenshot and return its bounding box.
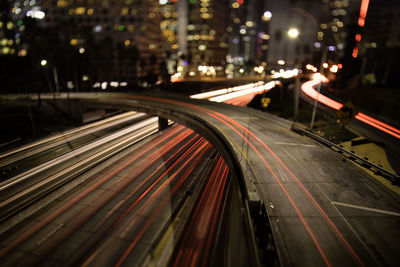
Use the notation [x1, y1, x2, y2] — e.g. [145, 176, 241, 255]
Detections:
[3, 92, 400, 266]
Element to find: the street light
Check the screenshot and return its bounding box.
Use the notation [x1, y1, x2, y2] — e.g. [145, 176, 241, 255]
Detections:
[41, 59, 47, 66]
[287, 28, 302, 119]
[288, 28, 300, 39]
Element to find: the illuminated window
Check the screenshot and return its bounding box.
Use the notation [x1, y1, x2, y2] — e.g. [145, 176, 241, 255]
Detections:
[75, 7, 85, 15]
[121, 8, 129, 15]
[6, 22, 14, 30]
[57, 0, 69, 8]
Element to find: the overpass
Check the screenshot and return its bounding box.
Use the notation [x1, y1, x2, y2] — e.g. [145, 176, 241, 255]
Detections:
[1, 91, 400, 266]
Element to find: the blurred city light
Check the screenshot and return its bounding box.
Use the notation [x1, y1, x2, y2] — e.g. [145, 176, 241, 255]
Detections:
[287, 28, 299, 39]
[262, 11, 272, 21]
[277, 60, 285, 65]
[330, 65, 338, 73]
[40, 59, 47, 66]
[26, 10, 45, 20]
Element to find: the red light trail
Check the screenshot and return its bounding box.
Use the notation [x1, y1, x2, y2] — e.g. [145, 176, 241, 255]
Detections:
[301, 75, 400, 139]
[131, 95, 366, 266]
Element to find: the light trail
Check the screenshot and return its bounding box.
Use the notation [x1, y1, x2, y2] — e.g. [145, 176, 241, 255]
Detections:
[130, 95, 370, 265]
[114, 141, 214, 267]
[32, 128, 198, 261]
[0, 111, 143, 165]
[301, 74, 400, 139]
[209, 81, 277, 103]
[0, 124, 188, 258]
[172, 156, 229, 266]
[128, 95, 334, 266]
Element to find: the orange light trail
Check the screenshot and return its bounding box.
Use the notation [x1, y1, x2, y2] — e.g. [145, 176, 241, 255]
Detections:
[0, 124, 188, 258]
[301, 76, 400, 139]
[114, 141, 213, 267]
[358, 0, 370, 27]
[130, 96, 333, 265]
[132, 95, 371, 265]
[173, 156, 229, 266]
[352, 47, 359, 58]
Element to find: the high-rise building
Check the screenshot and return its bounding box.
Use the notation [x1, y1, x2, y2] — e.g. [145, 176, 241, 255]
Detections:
[0, 1, 18, 57]
[41, 0, 163, 83]
[160, 0, 229, 78]
[226, 0, 268, 77]
[341, 0, 400, 88]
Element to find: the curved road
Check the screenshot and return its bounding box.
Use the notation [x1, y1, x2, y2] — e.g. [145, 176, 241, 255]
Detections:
[8, 92, 400, 266]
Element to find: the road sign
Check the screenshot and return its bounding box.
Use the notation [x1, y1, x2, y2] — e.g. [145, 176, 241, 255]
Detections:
[336, 102, 357, 125]
[261, 97, 271, 108]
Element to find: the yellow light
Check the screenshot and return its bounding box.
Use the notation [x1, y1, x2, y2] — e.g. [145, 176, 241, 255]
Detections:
[323, 63, 328, 68]
[6, 22, 14, 30]
[127, 25, 135, 32]
[200, 8, 208, 13]
[2, 47, 10, 54]
[245, 21, 254, 27]
[70, 39, 78, 46]
[75, 7, 85, 15]
[261, 34, 270, 40]
[57, 0, 68, 8]
[288, 28, 299, 39]
[18, 49, 27, 57]
[121, 8, 129, 15]
[124, 40, 131, 46]
[232, 3, 239, 8]
[87, 8, 94, 15]
[171, 44, 179, 49]
[194, 35, 200, 40]
[227, 27, 232, 32]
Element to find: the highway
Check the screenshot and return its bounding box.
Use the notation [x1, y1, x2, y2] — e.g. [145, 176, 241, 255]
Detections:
[0, 111, 151, 181]
[0, 82, 399, 266]
[0, 124, 238, 266]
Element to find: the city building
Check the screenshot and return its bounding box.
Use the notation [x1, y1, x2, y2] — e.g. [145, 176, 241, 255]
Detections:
[7, 0, 164, 89]
[0, 1, 18, 57]
[226, 0, 268, 77]
[160, 0, 230, 78]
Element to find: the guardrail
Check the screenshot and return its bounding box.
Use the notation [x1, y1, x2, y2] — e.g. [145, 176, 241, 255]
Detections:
[292, 123, 400, 185]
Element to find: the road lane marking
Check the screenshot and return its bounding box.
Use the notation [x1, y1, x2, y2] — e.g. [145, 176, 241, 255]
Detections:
[332, 201, 400, 217]
[275, 142, 315, 147]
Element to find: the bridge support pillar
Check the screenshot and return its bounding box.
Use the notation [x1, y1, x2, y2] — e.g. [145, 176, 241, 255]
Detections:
[158, 117, 169, 131]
